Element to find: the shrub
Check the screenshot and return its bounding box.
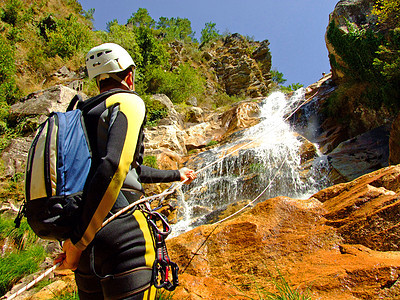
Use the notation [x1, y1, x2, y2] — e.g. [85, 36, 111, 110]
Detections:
[143, 155, 158, 168]
[141, 94, 168, 126]
[326, 19, 384, 82]
[46, 15, 92, 59]
[145, 63, 205, 104]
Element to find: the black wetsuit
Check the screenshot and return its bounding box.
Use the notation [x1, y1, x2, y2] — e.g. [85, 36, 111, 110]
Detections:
[70, 89, 180, 299]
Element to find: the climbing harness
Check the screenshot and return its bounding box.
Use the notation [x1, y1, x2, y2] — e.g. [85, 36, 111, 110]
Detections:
[3, 90, 318, 299]
[146, 210, 179, 291]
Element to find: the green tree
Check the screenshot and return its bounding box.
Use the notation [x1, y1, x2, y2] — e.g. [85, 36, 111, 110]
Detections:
[157, 17, 195, 42]
[127, 8, 155, 28]
[82, 8, 95, 22]
[271, 69, 287, 85]
[200, 22, 220, 45]
[373, 28, 400, 81]
[135, 26, 169, 69]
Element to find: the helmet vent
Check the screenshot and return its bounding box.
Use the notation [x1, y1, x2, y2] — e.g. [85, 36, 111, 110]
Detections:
[97, 52, 103, 57]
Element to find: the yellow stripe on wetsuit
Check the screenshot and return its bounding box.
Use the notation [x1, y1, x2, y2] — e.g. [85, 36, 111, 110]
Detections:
[75, 93, 146, 250]
[134, 209, 157, 299]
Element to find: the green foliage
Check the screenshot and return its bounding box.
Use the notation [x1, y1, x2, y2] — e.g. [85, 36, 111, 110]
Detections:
[206, 140, 219, 147]
[373, 0, 400, 28]
[136, 26, 169, 69]
[0, 0, 24, 27]
[326, 18, 400, 112]
[0, 35, 20, 134]
[127, 8, 156, 29]
[0, 245, 46, 296]
[263, 271, 312, 300]
[373, 28, 400, 81]
[271, 69, 287, 85]
[141, 94, 168, 126]
[145, 63, 205, 104]
[0, 218, 46, 297]
[235, 268, 311, 300]
[46, 15, 93, 59]
[326, 20, 384, 82]
[0, 219, 38, 248]
[143, 155, 158, 168]
[200, 22, 220, 45]
[280, 83, 304, 93]
[157, 16, 196, 42]
[82, 8, 95, 22]
[156, 290, 174, 300]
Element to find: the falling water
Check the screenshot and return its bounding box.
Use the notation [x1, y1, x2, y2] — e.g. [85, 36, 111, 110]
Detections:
[172, 89, 330, 235]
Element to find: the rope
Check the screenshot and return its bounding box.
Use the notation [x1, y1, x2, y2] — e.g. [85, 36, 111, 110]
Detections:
[3, 90, 318, 299]
[2, 262, 61, 300]
[108, 89, 317, 228]
[181, 157, 286, 273]
[180, 90, 318, 273]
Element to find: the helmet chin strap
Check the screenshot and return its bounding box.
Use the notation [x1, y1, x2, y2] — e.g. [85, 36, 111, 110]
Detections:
[97, 73, 133, 91]
[109, 74, 131, 90]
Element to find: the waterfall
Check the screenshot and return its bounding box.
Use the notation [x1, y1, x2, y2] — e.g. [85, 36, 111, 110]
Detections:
[172, 89, 330, 235]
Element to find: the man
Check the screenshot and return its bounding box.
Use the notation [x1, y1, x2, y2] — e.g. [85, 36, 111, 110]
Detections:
[56, 43, 196, 299]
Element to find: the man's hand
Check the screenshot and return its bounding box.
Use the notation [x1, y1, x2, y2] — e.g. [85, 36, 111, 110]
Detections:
[54, 239, 82, 271]
[179, 167, 197, 184]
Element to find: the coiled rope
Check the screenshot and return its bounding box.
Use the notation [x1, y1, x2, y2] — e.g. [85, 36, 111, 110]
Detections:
[3, 90, 317, 299]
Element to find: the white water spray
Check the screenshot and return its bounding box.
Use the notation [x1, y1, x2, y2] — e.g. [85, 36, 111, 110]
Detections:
[172, 89, 330, 234]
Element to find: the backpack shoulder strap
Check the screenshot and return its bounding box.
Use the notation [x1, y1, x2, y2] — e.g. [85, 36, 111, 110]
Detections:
[66, 94, 84, 112]
[77, 89, 138, 112]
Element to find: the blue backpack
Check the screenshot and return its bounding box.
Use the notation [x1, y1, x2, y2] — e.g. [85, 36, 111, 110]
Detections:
[16, 89, 135, 241]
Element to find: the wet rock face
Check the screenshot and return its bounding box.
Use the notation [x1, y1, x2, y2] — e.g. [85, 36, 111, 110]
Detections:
[167, 165, 400, 300]
[327, 125, 390, 182]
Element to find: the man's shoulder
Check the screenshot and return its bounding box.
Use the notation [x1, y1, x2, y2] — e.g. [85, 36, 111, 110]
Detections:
[106, 91, 144, 104]
[105, 91, 145, 115]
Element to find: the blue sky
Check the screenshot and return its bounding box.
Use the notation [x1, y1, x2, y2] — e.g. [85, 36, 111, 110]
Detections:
[79, 0, 338, 87]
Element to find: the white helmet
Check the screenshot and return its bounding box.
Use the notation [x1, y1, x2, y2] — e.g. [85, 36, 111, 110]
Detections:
[85, 43, 136, 81]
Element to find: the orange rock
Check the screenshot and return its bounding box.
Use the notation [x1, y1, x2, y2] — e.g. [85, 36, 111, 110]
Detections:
[167, 166, 400, 299]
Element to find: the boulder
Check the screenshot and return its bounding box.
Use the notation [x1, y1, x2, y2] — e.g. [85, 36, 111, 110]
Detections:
[150, 94, 184, 128]
[10, 85, 85, 118]
[144, 125, 187, 156]
[0, 137, 32, 178]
